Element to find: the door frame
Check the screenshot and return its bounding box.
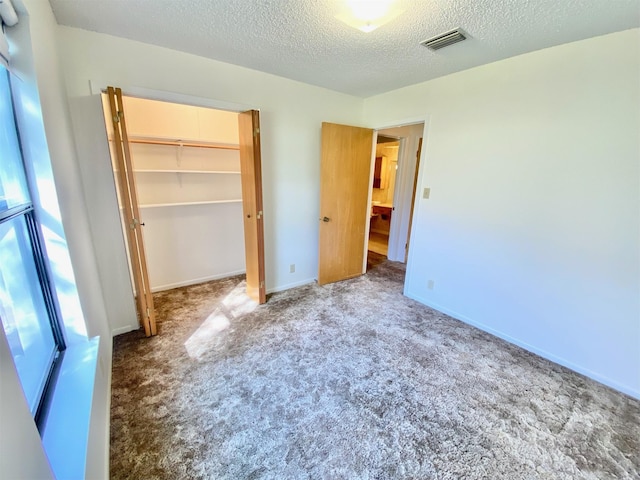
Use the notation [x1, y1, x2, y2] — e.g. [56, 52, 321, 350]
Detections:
[371, 133, 405, 261]
[365, 117, 429, 271]
[91, 81, 266, 331]
[90, 81, 254, 114]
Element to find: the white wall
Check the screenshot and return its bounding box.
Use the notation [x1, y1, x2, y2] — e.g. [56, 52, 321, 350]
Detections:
[365, 29, 640, 398]
[15, 2, 111, 342]
[3, 1, 113, 478]
[57, 25, 365, 334]
[67, 92, 139, 336]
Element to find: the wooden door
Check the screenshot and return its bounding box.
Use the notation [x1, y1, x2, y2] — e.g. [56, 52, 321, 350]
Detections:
[238, 110, 266, 303]
[107, 87, 157, 336]
[318, 122, 374, 285]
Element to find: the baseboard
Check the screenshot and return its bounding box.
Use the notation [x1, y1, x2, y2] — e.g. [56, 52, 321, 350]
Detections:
[267, 278, 315, 295]
[151, 270, 246, 293]
[111, 325, 138, 337]
[405, 289, 640, 400]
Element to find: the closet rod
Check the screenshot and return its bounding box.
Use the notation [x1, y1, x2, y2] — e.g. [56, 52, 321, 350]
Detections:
[127, 138, 240, 150]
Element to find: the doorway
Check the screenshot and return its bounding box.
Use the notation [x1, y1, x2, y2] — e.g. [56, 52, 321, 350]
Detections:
[318, 121, 425, 285]
[367, 122, 424, 272]
[101, 90, 266, 335]
[368, 135, 400, 259]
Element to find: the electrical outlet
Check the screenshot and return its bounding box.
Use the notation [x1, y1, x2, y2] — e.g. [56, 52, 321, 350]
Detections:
[423, 187, 431, 199]
[289, 264, 295, 273]
[427, 279, 435, 290]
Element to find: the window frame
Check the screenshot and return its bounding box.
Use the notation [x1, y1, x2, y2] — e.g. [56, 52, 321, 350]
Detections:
[0, 66, 66, 432]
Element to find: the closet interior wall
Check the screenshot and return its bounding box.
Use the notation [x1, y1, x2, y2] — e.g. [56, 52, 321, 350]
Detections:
[102, 95, 246, 292]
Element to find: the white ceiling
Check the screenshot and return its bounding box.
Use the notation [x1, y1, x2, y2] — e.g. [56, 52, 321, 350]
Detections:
[48, 0, 640, 97]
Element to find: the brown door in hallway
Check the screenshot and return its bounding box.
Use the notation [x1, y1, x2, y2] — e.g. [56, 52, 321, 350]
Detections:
[318, 122, 374, 285]
[238, 110, 266, 303]
[107, 86, 157, 336]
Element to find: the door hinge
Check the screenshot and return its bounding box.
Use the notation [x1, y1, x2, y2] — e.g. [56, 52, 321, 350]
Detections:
[113, 111, 123, 123]
[257, 210, 263, 219]
[146, 307, 150, 318]
[259, 280, 265, 289]
[254, 128, 260, 136]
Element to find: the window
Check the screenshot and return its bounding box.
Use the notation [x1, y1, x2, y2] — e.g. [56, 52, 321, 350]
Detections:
[0, 65, 65, 428]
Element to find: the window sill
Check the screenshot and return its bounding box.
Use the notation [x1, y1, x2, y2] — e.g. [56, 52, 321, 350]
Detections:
[41, 336, 100, 480]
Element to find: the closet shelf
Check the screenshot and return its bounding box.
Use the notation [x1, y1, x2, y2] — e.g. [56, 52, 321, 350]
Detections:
[140, 199, 242, 209]
[135, 169, 241, 174]
[110, 135, 240, 150]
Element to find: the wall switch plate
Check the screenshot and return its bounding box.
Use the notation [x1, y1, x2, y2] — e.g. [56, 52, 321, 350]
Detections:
[289, 264, 295, 273]
[423, 187, 431, 199]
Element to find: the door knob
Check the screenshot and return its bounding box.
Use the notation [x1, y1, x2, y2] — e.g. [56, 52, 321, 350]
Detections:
[321, 216, 330, 222]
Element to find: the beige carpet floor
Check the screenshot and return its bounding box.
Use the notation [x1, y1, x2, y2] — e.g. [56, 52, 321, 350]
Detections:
[110, 259, 640, 479]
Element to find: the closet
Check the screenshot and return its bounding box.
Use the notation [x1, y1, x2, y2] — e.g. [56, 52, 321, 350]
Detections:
[102, 89, 263, 335]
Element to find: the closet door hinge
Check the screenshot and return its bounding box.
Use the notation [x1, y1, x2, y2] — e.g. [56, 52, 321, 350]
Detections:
[130, 218, 145, 230]
[259, 281, 265, 289]
[146, 307, 150, 318]
[254, 127, 260, 136]
[113, 111, 123, 123]
[257, 210, 263, 219]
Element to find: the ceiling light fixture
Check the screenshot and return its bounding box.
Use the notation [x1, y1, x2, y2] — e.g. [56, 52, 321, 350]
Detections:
[336, 0, 404, 33]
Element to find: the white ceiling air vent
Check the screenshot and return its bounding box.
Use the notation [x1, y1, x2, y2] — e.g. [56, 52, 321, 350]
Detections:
[421, 28, 467, 51]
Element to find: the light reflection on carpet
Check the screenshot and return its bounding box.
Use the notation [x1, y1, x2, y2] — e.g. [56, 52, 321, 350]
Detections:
[184, 281, 256, 359]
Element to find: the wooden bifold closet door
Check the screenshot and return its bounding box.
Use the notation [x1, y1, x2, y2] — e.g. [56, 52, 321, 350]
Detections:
[106, 86, 157, 336]
[106, 88, 266, 336]
[238, 110, 266, 304]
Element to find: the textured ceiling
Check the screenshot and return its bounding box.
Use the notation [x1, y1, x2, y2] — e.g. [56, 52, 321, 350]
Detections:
[48, 0, 640, 97]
